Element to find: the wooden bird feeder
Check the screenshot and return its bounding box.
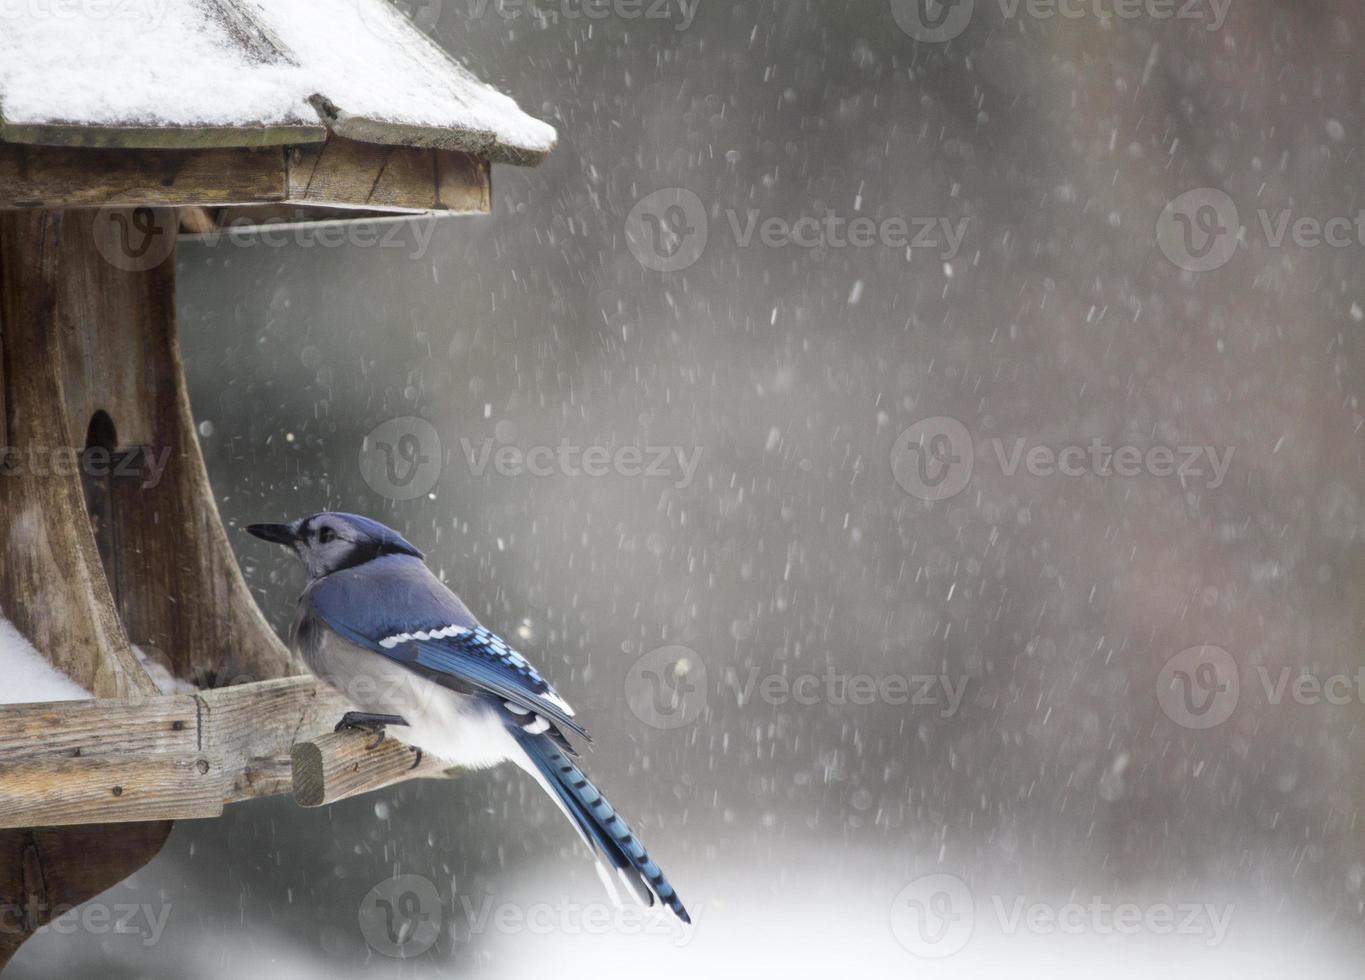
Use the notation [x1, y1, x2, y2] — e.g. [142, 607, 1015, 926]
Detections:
[0, 0, 554, 965]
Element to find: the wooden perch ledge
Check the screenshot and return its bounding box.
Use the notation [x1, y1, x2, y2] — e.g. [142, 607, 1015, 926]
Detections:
[0, 677, 458, 829]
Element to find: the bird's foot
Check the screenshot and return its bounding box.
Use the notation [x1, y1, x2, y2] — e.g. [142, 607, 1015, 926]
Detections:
[409, 747, 424, 771]
[335, 712, 409, 750]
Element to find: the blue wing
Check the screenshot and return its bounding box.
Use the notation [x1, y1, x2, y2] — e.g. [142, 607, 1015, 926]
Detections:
[410, 627, 587, 742]
[306, 555, 588, 741]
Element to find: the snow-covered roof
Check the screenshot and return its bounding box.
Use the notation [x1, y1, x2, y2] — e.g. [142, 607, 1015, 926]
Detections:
[0, 0, 556, 165]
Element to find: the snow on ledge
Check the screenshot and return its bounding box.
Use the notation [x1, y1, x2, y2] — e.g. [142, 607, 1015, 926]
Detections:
[135, 646, 200, 696]
[0, 616, 94, 705]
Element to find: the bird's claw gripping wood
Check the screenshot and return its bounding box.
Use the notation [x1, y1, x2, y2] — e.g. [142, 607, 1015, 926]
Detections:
[334, 711, 409, 750]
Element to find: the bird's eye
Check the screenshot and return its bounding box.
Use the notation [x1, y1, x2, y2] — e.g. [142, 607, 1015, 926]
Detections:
[318, 527, 337, 544]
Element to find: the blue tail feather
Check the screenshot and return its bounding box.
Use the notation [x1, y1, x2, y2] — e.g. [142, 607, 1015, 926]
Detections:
[514, 729, 691, 924]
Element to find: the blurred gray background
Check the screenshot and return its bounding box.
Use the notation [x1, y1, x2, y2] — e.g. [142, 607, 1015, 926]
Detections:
[11, 0, 1365, 975]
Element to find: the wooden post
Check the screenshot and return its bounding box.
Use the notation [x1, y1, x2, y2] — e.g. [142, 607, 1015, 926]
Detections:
[0, 211, 176, 966]
[52, 209, 294, 687]
[0, 212, 155, 700]
[0, 207, 294, 967]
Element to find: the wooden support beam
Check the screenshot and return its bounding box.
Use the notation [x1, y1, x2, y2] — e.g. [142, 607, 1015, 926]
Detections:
[0, 698, 197, 763]
[0, 139, 491, 214]
[1, 755, 225, 828]
[0, 677, 459, 829]
[0, 145, 289, 209]
[292, 731, 457, 808]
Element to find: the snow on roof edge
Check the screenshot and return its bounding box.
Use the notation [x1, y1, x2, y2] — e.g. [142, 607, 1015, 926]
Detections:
[0, 0, 558, 166]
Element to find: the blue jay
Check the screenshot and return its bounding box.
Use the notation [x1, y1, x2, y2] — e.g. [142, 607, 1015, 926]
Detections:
[247, 512, 690, 923]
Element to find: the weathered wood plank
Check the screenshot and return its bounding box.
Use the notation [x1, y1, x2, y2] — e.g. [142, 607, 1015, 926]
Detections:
[0, 144, 289, 209]
[0, 140, 490, 214]
[292, 730, 455, 808]
[285, 139, 490, 213]
[0, 677, 459, 823]
[0, 754, 225, 829]
[0, 122, 326, 151]
[437, 152, 492, 213]
[198, 677, 352, 803]
[0, 697, 198, 763]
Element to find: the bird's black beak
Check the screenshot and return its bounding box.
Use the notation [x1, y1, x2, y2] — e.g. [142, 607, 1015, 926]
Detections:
[246, 523, 297, 547]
